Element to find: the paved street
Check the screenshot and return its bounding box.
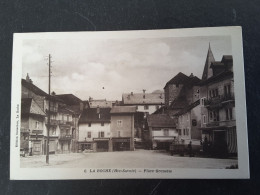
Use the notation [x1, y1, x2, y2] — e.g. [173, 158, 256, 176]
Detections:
[20, 149, 238, 169]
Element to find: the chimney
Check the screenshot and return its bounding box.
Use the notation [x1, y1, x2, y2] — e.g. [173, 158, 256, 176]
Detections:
[190, 73, 194, 77]
[97, 106, 100, 119]
[51, 91, 56, 96]
[143, 89, 146, 99]
[26, 73, 33, 83]
[26, 73, 30, 82]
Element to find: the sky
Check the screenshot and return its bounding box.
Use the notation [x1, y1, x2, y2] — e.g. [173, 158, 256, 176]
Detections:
[22, 35, 232, 101]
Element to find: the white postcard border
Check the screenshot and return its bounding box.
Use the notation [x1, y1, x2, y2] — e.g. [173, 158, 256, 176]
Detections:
[10, 26, 250, 180]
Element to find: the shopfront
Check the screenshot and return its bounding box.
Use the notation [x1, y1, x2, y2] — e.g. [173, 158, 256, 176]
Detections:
[112, 137, 131, 151]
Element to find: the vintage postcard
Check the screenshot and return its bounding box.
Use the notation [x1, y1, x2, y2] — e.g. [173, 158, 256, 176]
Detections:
[10, 27, 249, 179]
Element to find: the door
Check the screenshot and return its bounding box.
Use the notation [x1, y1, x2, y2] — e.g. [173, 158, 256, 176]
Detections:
[96, 141, 109, 152]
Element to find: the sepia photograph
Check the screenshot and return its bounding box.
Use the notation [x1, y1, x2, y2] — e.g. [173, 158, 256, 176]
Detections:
[10, 27, 249, 179]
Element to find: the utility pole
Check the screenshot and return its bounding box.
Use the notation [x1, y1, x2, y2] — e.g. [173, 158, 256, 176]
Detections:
[46, 54, 51, 164]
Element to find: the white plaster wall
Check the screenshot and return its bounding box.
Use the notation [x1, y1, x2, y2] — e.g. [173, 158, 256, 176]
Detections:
[79, 123, 111, 141]
[136, 105, 162, 114]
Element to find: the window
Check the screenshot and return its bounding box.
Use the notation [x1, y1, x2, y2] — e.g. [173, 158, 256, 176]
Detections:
[215, 89, 219, 96]
[176, 84, 179, 88]
[187, 114, 189, 121]
[144, 105, 149, 110]
[118, 131, 121, 137]
[203, 115, 206, 124]
[156, 105, 160, 110]
[163, 129, 169, 136]
[183, 128, 189, 136]
[225, 108, 233, 120]
[87, 131, 91, 138]
[35, 121, 39, 129]
[33, 143, 41, 152]
[209, 89, 219, 98]
[201, 97, 206, 106]
[209, 112, 213, 120]
[213, 110, 219, 121]
[224, 84, 231, 96]
[100, 131, 104, 138]
[186, 128, 190, 136]
[117, 120, 122, 127]
[88, 123, 91, 127]
[52, 128, 56, 135]
[101, 122, 104, 126]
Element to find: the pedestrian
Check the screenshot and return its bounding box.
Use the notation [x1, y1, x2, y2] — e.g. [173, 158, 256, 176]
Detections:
[188, 141, 193, 157]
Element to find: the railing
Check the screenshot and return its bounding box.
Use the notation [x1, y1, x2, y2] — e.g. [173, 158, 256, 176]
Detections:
[221, 93, 235, 102]
[46, 107, 58, 113]
[205, 94, 235, 106]
[206, 121, 220, 127]
[58, 120, 73, 126]
[59, 134, 72, 140]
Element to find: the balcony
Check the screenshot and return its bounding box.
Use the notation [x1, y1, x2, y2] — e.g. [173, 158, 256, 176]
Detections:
[206, 121, 220, 127]
[59, 134, 72, 140]
[45, 107, 58, 114]
[221, 93, 235, 103]
[58, 120, 73, 126]
[45, 119, 59, 127]
[205, 94, 235, 108]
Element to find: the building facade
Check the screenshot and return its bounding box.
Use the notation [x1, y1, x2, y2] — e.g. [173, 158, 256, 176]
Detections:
[199, 54, 237, 155]
[78, 107, 112, 152]
[145, 114, 177, 150]
[110, 106, 136, 151]
[122, 91, 164, 116]
[20, 98, 45, 155]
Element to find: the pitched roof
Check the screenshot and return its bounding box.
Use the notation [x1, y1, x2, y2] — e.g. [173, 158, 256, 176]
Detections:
[147, 114, 176, 128]
[21, 98, 45, 116]
[199, 70, 233, 86]
[221, 55, 233, 62]
[202, 44, 215, 80]
[58, 106, 75, 115]
[22, 79, 63, 102]
[170, 96, 189, 109]
[122, 92, 164, 105]
[164, 72, 190, 89]
[79, 108, 111, 123]
[55, 94, 82, 105]
[110, 106, 136, 114]
[164, 72, 201, 89]
[174, 100, 200, 116]
[22, 79, 48, 96]
[89, 99, 113, 108]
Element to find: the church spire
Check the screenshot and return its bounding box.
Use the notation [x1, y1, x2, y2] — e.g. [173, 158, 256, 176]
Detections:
[201, 43, 215, 80]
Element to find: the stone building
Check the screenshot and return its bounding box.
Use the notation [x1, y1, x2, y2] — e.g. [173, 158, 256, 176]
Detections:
[145, 114, 177, 150]
[110, 106, 136, 151]
[78, 107, 112, 152]
[199, 52, 237, 156]
[55, 94, 84, 152]
[20, 98, 45, 155]
[122, 90, 164, 116]
[21, 74, 77, 154]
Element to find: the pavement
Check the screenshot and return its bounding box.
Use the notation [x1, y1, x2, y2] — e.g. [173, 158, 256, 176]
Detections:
[20, 149, 238, 169]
